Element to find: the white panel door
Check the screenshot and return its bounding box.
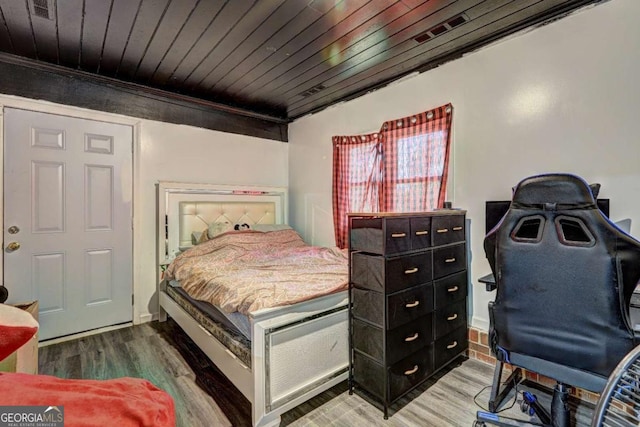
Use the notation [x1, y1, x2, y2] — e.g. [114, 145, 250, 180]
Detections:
[3, 108, 133, 340]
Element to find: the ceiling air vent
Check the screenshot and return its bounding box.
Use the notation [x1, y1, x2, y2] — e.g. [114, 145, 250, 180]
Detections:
[430, 25, 447, 36]
[447, 15, 468, 28]
[31, 0, 54, 20]
[413, 13, 468, 43]
[414, 32, 431, 43]
[299, 84, 326, 97]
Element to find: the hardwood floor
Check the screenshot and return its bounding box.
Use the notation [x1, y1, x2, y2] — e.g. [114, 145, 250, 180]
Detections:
[39, 320, 595, 426]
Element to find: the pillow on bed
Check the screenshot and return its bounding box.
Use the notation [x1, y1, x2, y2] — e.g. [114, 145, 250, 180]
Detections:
[191, 231, 204, 245]
[197, 229, 210, 244]
[194, 222, 234, 244]
[251, 224, 293, 232]
[207, 222, 234, 239]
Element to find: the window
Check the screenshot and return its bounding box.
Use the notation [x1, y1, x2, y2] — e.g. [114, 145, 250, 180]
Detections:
[332, 104, 453, 248]
[386, 130, 448, 212]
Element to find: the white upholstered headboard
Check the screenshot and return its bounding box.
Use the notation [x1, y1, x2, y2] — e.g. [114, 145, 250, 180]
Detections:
[157, 182, 287, 262]
[178, 200, 277, 247]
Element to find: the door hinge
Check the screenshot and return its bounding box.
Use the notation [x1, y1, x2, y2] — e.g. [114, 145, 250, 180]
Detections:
[132, 294, 134, 305]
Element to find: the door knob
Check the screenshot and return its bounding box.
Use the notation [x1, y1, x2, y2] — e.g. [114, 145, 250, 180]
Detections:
[6, 241, 20, 252]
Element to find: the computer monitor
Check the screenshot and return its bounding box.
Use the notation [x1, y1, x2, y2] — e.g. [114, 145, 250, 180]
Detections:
[485, 199, 610, 234]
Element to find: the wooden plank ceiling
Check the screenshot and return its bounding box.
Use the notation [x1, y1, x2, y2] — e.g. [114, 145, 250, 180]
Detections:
[0, 0, 601, 124]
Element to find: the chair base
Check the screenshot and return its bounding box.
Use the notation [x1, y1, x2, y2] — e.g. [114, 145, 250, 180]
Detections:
[476, 361, 570, 427]
[476, 411, 544, 427]
[488, 361, 522, 412]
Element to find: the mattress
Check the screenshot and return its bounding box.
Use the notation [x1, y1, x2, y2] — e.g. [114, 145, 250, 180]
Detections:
[166, 281, 251, 367]
[165, 229, 348, 315]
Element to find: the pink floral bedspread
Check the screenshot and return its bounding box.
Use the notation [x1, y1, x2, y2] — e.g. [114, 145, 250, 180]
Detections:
[164, 229, 348, 315]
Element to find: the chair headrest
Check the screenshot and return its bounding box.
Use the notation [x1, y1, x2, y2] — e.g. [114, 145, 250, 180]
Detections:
[511, 173, 598, 210]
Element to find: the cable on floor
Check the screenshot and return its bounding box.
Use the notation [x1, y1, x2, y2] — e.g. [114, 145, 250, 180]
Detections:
[473, 374, 521, 413]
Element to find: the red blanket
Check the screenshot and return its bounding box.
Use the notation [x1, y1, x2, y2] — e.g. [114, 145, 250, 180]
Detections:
[0, 303, 39, 361]
[0, 373, 175, 427]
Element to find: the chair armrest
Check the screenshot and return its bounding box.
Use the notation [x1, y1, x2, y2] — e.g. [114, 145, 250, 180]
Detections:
[479, 273, 496, 291]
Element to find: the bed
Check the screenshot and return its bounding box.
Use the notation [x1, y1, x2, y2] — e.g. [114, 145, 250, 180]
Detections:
[156, 182, 349, 427]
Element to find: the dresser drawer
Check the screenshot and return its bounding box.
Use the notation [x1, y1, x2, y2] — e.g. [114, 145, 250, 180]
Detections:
[350, 217, 410, 255]
[432, 215, 465, 246]
[386, 315, 434, 365]
[387, 283, 434, 329]
[434, 300, 467, 339]
[384, 218, 412, 255]
[350, 216, 435, 255]
[434, 271, 467, 309]
[410, 216, 432, 251]
[352, 288, 383, 327]
[351, 253, 385, 292]
[433, 243, 465, 279]
[352, 319, 384, 361]
[353, 346, 435, 403]
[353, 352, 385, 399]
[386, 252, 432, 293]
[351, 252, 432, 293]
[352, 316, 433, 365]
[350, 217, 384, 254]
[434, 326, 468, 370]
[388, 346, 434, 401]
[353, 284, 434, 330]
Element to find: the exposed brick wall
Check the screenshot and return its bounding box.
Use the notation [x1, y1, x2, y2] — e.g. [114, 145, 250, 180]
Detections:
[467, 326, 600, 405]
[467, 327, 494, 366]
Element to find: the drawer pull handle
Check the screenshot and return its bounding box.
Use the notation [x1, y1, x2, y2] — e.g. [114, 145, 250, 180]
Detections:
[405, 300, 420, 308]
[447, 313, 458, 321]
[404, 365, 419, 376]
[447, 286, 459, 293]
[445, 258, 456, 263]
[447, 341, 458, 349]
[436, 228, 449, 233]
[415, 230, 429, 236]
[404, 267, 418, 274]
[453, 226, 463, 231]
[405, 333, 419, 342]
[391, 232, 406, 238]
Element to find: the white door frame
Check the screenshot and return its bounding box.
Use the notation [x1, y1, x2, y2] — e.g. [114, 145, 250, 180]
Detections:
[0, 94, 143, 327]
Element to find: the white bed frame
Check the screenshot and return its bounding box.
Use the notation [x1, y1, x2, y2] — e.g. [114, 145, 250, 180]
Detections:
[156, 182, 348, 427]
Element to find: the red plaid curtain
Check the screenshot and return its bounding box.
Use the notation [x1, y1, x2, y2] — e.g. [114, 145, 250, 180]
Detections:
[380, 103, 453, 212]
[331, 104, 453, 248]
[332, 133, 383, 249]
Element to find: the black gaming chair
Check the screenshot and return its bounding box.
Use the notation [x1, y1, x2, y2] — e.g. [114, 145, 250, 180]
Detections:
[476, 173, 640, 427]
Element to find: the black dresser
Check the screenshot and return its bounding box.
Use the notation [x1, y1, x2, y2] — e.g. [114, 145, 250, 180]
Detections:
[348, 211, 468, 418]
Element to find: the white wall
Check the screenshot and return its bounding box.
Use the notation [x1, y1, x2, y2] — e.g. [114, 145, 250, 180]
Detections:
[288, 0, 640, 330]
[0, 94, 288, 325]
[137, 121, 288, 321]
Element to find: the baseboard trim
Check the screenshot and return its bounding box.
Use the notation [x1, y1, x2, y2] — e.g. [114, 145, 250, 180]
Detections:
[139, 313, 155, 323]
[38, 322, 133, 347]
[471, 316, 489, 331]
